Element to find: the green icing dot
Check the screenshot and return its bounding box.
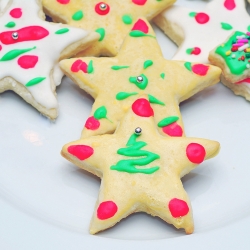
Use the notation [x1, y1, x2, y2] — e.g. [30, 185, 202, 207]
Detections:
[25, 77, 46, 87]
[95, 28, 105, 41]
[129, 74, 148, 90]
[111, 65, 129, 70]
[5, 21, 16, 28]
[116, 92, 138, 100]
[160, 73, 165, 79]
[94, 106, 107, 120]
[72, 10, 83, 21]
[186, 48, 193, 55]
[129, 31, 155, 38]
[87, 60, 94, 73]
[221, 22, 233, 30]
[144, 60, 153, 69]
[55, 28, 69, 34]
[122, 15, 133, 25]
[189, 12, 196, 17]
[184, 62, 192, 72]
[148, 95, 165, 106]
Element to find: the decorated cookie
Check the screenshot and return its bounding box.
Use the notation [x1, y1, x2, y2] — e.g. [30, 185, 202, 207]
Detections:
[209, 30, 250, 101]
[0, 0, 99, 119]
[59, 18, 221, 138]
[154, 0, 250, 64]
[61, 96, 220, 234]
[42, 0, 175, 57]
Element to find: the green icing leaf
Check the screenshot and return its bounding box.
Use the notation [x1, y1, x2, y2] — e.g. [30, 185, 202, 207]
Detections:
[87, 60, 94, 73]
[72, 10, 83, 21]
[25, 77, 46, 87]
[184, 62, 192, 72]
[221, 22, 233, 30]
[0, 46, 36, 61]
[158, 116, 179, 128]
[129, 31, 155, 38]
[189, 12, 197, 17]
[148, 94, 165, 106]
[160, 73, 165, 79]
[116, 92, 138, 100]
[5, 21, 15, 28]
[122, 15, 133, 25]
[111, 65, 129, 70]
[95, 28, 105, 41]
[144, 60, 153, 69]
[55, 28, 69, 34]
[129, 74, 148, 90]
[94, 106, 107, 120]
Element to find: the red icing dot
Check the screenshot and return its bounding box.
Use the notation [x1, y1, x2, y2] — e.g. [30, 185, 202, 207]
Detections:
[195, 13, 209, 24]
[192, 64, 209, 76]
[57, 0, 70, 4]
[9, 8, 22, 18]
[224, 0, 236, 10]
[169, 198, 189, 218]
[132, 19, 149, 33]
[71, 59, 88, 73]
[162, 122, 183, 137]
[97, 201, 118, 220]
[132, 98, 154, 117]
[191, 47, 201, 55]
[85, 116, 100, 130]
[95, 2, 110, 15]
[132, 0, 147, 5]
[18, 55, 38, 69]
[67, 145, 94, 161]
[186, 143, 206, 164]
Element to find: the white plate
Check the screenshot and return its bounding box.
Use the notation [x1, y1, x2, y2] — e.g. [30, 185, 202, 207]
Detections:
[1, 0, 250, 249]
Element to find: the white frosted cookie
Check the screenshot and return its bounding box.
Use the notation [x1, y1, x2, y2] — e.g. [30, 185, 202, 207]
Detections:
[59, 18, 221, 138]
[209, 30, 250, 101]
[61, 95, 220, 234]
[154, 0, 250, 64]
[42, 0, 176, 57]
[0, 0, 99, 119]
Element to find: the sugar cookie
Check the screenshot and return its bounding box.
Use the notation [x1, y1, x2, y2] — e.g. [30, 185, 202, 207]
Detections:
[154, 0, 250, 64]
[0, 0, 99, 119]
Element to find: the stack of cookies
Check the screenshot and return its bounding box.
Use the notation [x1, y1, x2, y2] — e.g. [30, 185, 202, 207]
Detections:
[0, 0, 225, 234]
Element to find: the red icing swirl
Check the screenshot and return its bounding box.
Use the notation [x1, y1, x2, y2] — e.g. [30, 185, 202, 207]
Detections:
[132, 98, 154, 117]
[186, 143, 206, 164]
[67, 145, 94, 160]
[97, 201, 118, 220]
[9, 8, 22, 18]
[169, 198, 189, 218]
[0, 26, 49, 45]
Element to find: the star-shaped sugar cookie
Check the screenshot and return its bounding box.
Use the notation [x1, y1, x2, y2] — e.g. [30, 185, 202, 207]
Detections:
[154, 0, 250, 64]
[60, 18, 221, 138]
[0, 0, 99, 119]
[42, 0, 175, 56]
[61, 96, 220, 234]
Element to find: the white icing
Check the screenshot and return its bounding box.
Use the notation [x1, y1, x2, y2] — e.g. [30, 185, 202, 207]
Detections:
[158, 0, 250, 64]
[0, 0, 90, 109]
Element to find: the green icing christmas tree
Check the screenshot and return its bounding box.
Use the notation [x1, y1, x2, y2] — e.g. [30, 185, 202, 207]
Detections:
[110, 133, 160, 174]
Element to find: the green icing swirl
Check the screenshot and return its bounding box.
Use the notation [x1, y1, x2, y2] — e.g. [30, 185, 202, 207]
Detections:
[129, 31, 155, 38]
[72, 10, 83, 21]
[0, 46, 36, 61]
[110, 134, 160, 174]
[55, 28, 69, 34]
[116, 92, 138, 100]
[158, 116, 179, 128]
[129, 74, 148, 90]
[26, 77, 46, 87]
[111, 65, 129, 70]
[95, 28, 105, 41]
[221, 22, 233, 30]
[122, 15, 132, 25]
[5, 21, 16, 28]
[93, 106, 107, 120]
[144, 60, 153, 69]
[148, 94, 165, 106]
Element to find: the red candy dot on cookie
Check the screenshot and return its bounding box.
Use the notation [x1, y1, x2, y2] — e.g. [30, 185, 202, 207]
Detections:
[132, 98, 154, 117]
[132, 19, 149, 33]
[186, 143, 206, 164]
[162, 122, 183, 137]
[95, 2, 110, 15]
[71, 59, 88, 73]
[169, 198, 189, 218]
[132, 0, 147, 5]
[85, 116, 100, 130]
[195, 13, 209, 24]
[97, 201, 118, 220]
[10, 8, 22, 18]
[67, 145, 94, 160]
[57, 0, 70, 3]
[18, 55, 38, 69]
[224, 0, 236, 10]
[192, 64, 209, 76]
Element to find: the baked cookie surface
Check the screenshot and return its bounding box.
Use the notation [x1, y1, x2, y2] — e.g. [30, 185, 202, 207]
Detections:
[42, 0, 176, 56]
[61, 96, 220, 234]
[0, 0, 99, 119]
[60, 18, 221, 138]
[154, 0, 250, 64]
